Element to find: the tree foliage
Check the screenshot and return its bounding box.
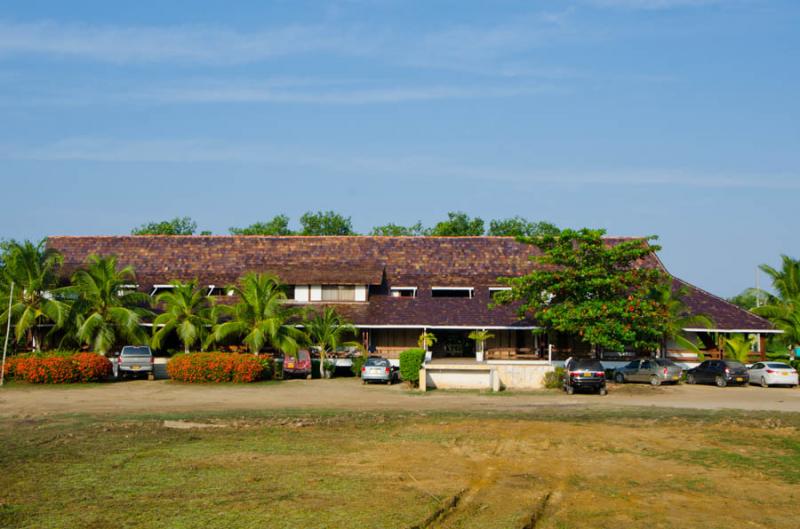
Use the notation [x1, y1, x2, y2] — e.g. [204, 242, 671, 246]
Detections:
[212, 273, 304, 354]
[132, 217, 199, 235]
[304, 307, 359, 378]
[495, 228, 671, 353]
[151, 280, 215, 353]
[299, 211, 355, 235]
[488, 217, 559, 238]
[754, 255, 800, 349]
[229, 215, 293, 235]
[0, 240, 68, 350]
[69, 255, 152, 354]
[370, 221, 426, 236]
[428, 212, 484, 236]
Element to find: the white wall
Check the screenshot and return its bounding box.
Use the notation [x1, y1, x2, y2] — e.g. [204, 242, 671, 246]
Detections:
[294, 285, 309, 302]
[355, 285, 367, 301]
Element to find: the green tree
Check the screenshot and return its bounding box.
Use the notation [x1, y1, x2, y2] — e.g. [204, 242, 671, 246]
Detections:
[69, 255, 151, 354]
[468, 330, 495, 354]
[488, 217, 558, 237]
[212, 273, 304, 355]
[299, 211, 355, 235]
[495, 228, 670, 354]
[754, 255, 800, 351]
[304, 307, 360, 378]
[230, 215, 294, 235]
[132, 217, 198, 235]
[722, 334, 754, 363]
[370, 221, 426, 236]
[151, 280, 214, 354]
[418, 331, 437, 350]
[0, 240, 69, 350]
[729, 289, 764, 311]
[429, 212, 484, 236]
[651, 283, 713, 355]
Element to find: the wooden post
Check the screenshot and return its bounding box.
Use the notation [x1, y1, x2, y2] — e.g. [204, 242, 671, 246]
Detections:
[759, 334, 766, 361]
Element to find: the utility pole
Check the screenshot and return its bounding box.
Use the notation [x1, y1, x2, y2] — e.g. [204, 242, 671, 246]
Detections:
[1, 282, 14, 387]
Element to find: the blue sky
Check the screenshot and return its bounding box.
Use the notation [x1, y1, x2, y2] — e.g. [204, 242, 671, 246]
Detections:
[0, 0, 797, 297]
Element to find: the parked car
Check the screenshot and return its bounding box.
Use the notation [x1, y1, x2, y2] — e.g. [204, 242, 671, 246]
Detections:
[564, 358, 607, 395]
[614, 358, 682, 386]
[361, 356, 399, 385]
[747, 362, 799, 388]
[686, 360, 749, 387]
[283, 350, 312, 379]
[113, 345, 154, 380]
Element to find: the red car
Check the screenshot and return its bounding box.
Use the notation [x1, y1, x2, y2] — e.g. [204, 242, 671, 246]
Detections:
[283, 350, 312, 379]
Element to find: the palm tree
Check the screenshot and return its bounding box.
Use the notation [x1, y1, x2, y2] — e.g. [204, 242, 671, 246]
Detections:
[652, 283, 713, 357]
[418, 331, 437, 350]
[304, 307, 360, 378]
[212, 273, 304, 355]
[0, 240, 69, 350]
[722, 334, 754, 363]
[151, 280, 214, 354]
[468, 330, 494, 358]
[69, 255, 151, 354]
[754, 255, 800, 351]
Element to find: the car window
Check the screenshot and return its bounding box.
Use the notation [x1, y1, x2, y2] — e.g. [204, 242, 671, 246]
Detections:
[624, 361, 639, 369]
[655, 359, 676, 367]
[122, 346, 151, 355]
[572, 360, 603, 371]
[751, 363, 763, 369]
[725, 361, 745, 369]
[698, 361, 709, 368]
[365, 357, 390, 367]
[641, 361, 652, 369]
[766, 363, 789, 369]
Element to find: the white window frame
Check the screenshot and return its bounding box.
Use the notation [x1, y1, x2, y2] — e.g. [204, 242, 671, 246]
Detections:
[150, 284, 175, 297]
[117, 284, 139, 297]
[431, 287, 474, 299]
[390, 287, 417, 298]
[207, 285, 234, 297]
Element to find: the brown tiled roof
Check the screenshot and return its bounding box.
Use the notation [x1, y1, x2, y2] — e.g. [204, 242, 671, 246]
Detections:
[46, 235, 772, 331]
[675, 278, 775, 331]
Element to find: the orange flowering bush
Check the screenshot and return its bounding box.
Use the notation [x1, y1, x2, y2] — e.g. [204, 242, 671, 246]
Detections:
[9, 353, 112, 383]
[167, 353, 266, 383]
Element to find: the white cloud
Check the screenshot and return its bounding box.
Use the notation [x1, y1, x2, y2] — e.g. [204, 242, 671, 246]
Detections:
[0, 20, 365, 64]
[2, 137, 797, 191]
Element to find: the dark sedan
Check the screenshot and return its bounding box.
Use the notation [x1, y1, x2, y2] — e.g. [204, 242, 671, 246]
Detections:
[686, 360, 749, 387]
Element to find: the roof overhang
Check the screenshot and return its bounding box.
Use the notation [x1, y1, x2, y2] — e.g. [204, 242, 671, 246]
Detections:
[682, 328, 783, 334]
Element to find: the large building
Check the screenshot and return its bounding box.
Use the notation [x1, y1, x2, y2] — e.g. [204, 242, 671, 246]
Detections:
[47, 235, 777, 367]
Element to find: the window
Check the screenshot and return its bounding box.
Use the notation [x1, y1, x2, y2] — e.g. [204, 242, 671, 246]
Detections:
[321, 285, 356, 302]
[390, 287, 417, 298]
[150, 285, 175, 297]
[117, 284, 139, 296]
[207, 286, 233, 297]
[431, 287, 473, 299]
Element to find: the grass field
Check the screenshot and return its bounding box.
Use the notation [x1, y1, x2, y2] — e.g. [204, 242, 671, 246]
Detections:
[2, 407, 800, 528]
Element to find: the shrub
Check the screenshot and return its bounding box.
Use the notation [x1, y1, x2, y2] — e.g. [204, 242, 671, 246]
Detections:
[167, 353, 265, 383]
[543, 367, 565, 389]
[351, 355, 366, 377]
[7, 352, 111, 383]
[399, 348, 426, 386]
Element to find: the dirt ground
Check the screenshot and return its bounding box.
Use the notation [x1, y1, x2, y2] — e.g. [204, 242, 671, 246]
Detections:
[2, 377, 800, 418]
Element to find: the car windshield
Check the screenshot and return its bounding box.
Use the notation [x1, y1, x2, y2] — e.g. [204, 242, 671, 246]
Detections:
[571, 360, 603, 371]
[365, 358, 389, 367]
[655, 359, 676, 367]
[122, 346, 151, 355]
[766, 363, 790, 369]
[725, 361, 746, 369]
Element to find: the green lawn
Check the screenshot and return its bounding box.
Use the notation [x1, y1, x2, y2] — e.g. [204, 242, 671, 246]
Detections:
[2, 408, 800, 528]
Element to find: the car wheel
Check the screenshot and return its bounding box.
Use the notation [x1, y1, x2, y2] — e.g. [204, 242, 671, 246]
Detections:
[686, 374, 696, 385]
[760, 377, 769, 388]
[650, 376, 661, 387]
[599, 386, 608, 396]
[565, 385, 575, 395]
[614, 372, 625, 384]
[715, 376, 727, 388]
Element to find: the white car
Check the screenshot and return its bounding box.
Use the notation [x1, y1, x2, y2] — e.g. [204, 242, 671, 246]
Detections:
[747, 362, 798, 388]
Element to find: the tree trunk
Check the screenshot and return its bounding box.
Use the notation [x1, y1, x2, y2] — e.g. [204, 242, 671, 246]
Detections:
[184, 343, 190, 354]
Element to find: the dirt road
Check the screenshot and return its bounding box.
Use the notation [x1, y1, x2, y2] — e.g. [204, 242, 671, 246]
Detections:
[2, 378, 800, 417]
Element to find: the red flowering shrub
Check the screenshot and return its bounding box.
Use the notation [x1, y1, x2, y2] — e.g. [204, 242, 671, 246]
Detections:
[167, 353, 266, 383]
[9, 353, 111, 383]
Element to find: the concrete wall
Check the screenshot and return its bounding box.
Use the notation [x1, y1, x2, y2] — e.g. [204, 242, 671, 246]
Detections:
[492, 363, 553, 390]
[422, 362, 556, 391]
[424, 367, 494, 390]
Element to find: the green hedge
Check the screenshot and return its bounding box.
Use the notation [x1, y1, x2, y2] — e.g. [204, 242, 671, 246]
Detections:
[543, 367, 565, 389]
[399, 348, 426, 386]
